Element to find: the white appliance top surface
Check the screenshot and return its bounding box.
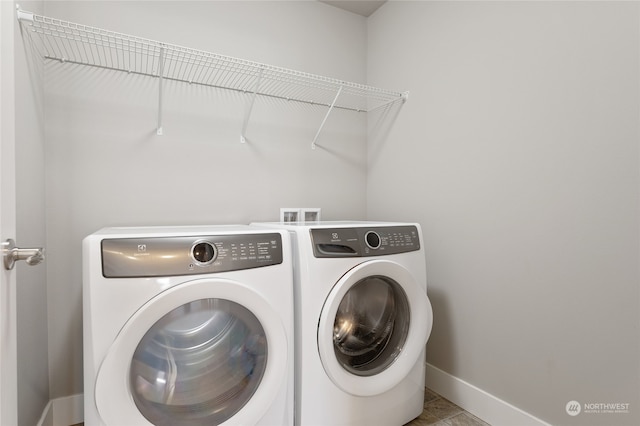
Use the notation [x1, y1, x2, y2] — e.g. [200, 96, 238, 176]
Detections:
[90, 224, 272, 237]
[253, 220, 415, 228]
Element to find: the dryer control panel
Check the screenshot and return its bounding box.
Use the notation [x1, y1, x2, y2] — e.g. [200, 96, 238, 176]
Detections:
[101, 233, 283, 278]
[310, 225, 420, 258]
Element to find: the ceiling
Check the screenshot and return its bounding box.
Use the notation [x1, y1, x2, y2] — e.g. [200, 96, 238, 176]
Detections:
[319, 1, 387, 17]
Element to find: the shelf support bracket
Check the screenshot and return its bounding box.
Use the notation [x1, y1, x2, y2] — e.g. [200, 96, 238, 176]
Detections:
[157, 46, 165, 136]
[240, 67, 264, 143]
[312, 85, 342, 150]
[369, 91, 410, 113]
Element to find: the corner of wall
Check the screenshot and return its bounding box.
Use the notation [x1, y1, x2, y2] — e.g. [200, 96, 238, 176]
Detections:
[36, 394, 83, 426]
[425, 364, 550, 426]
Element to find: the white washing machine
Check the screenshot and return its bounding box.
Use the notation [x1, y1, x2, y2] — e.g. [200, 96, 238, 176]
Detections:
[251, 221, 433, 426]
[82, 225, 294, 426]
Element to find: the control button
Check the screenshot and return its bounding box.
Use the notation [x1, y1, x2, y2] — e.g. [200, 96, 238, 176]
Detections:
[191, 241, 217, 266]
[365, 231, 381, 249]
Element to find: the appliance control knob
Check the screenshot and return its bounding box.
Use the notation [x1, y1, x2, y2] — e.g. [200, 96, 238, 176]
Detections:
[365, 231, 381, 249]
[192, 241, 217, 265]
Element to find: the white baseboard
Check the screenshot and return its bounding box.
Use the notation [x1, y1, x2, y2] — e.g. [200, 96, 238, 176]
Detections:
[425, 363, 551, 426]
[37, 393, 83, 426]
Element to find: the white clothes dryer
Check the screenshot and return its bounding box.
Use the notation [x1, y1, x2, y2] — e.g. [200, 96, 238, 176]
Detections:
[251, 221, 433, 426]
[83, 226, 293, 426]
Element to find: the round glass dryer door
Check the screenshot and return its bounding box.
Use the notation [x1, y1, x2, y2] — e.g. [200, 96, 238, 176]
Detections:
[318, 260, 433, 397]
[95, 278, 288, 426]
[130, 298, 267, 425]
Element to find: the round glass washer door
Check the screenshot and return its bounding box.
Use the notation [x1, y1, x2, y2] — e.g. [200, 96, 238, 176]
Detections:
[95, 278, 288, 426]
[317, 259, 433, 397]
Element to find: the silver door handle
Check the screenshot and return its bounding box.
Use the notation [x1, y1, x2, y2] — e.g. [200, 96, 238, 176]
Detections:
[2, 239, 45, 270]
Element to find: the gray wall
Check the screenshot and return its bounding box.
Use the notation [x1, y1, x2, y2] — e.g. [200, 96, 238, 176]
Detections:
[42, 1, 368, 398]
[14, 0, 49, 424]
[367, 2, 639, 425]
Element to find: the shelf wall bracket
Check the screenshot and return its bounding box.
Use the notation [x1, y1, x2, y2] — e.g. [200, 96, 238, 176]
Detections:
[370, 91, 410, 113]
[16, 7, 34, 23]
[157, 45, 165, 136]
[312, 85, 343, 150]
[240, 67, 264, 143]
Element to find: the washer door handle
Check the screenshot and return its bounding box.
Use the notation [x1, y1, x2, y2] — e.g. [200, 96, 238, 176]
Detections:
[2, 239, 45, 270]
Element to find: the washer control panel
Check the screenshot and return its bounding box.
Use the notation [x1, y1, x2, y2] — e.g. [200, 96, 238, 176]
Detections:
[101, 233, 282, 278]
[310, 225, 420, 258]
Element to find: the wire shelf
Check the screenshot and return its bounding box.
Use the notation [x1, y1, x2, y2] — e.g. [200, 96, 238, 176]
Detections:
[17, 9, 407, 144]
[19, 9, 405, 110]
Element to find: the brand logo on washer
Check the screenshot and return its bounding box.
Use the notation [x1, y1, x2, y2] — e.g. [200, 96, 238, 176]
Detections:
[137, 244, 146, 252]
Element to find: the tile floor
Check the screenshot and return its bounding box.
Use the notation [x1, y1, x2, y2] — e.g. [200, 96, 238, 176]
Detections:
[405, 388, 491, 426]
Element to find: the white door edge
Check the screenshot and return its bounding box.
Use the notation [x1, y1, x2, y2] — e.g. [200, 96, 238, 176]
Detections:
[0, 1, 18, 424]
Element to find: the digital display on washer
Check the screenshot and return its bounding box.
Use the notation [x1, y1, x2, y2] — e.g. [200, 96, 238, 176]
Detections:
[310, 225, 420, 258]
[101, 233, 282, 278]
